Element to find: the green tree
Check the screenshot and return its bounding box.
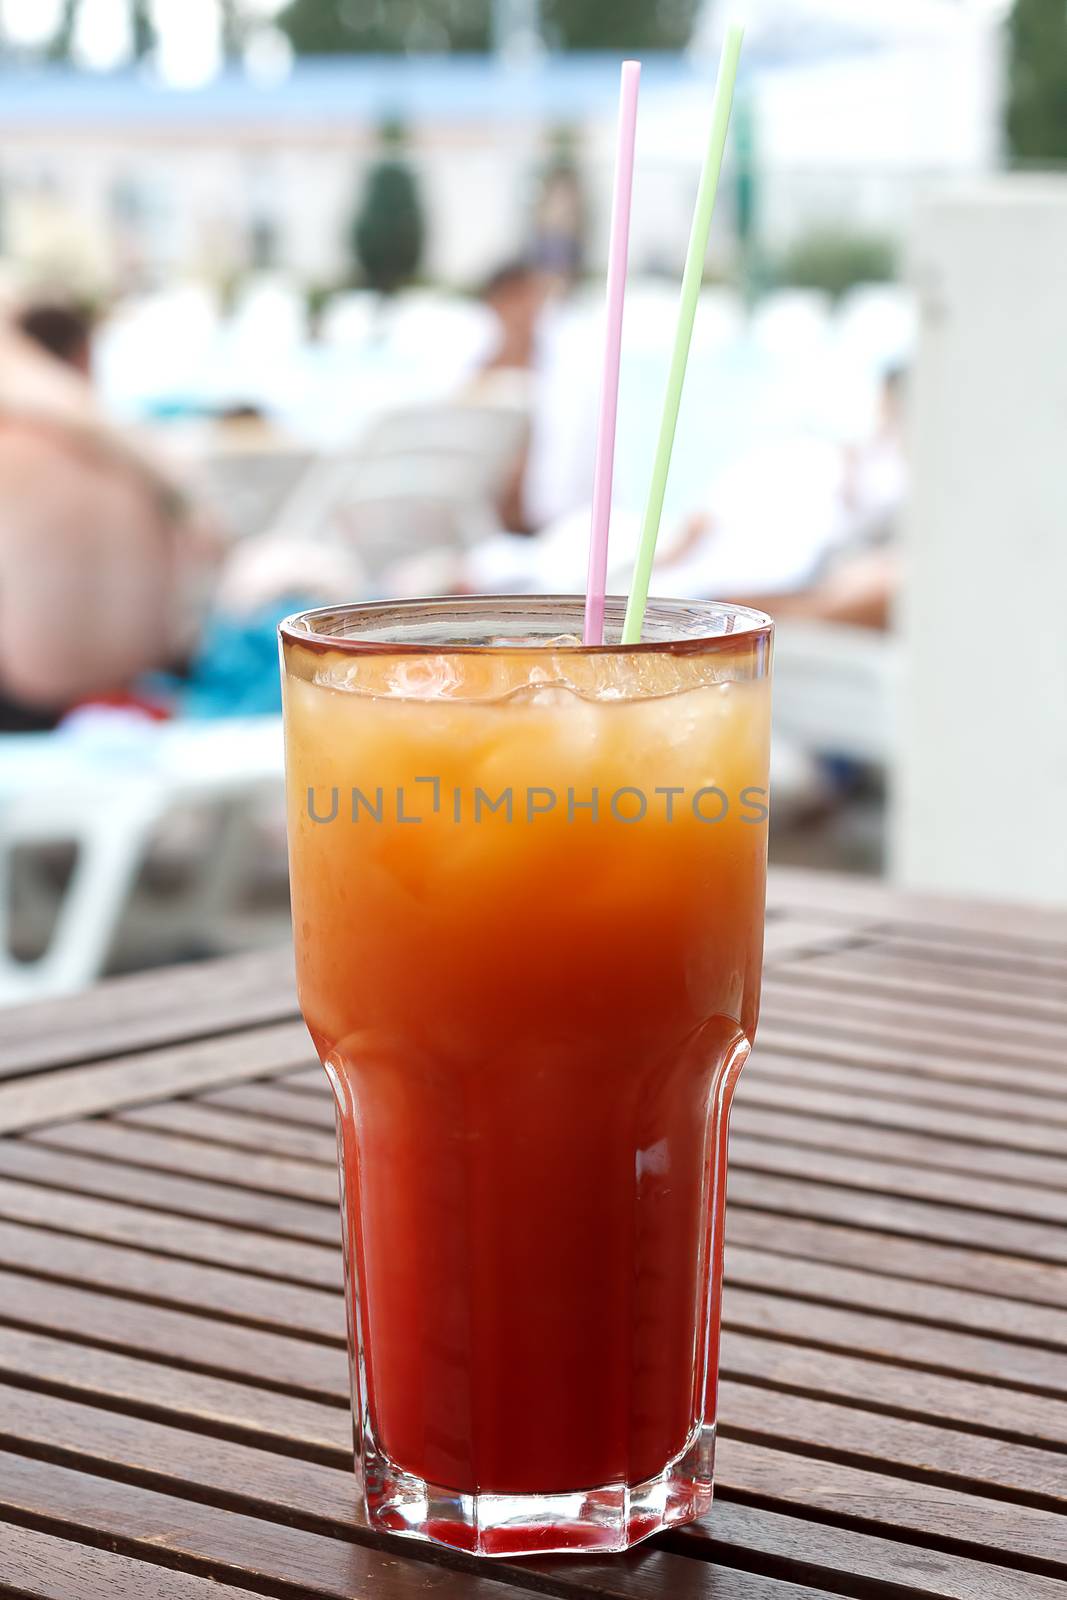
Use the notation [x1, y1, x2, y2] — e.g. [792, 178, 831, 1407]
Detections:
[36, 0, 157, 64]
[277, 0, 700, 53]
[278, 0, 491, 53]
[221, 0, 253, 58]
[544, 0, 698, 50]
[1006, 0, 1067, 163]
[47, 0, 79, 61]
[351, 124, 426, 293]
[131, 0, 156, 59]
[776, 228, 897, 302]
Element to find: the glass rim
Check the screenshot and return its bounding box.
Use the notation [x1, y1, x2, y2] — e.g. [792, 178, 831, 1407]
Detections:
[279, 595, 773, 657]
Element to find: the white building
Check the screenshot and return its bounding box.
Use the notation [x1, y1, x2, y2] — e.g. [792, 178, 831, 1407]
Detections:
[0, 25, 1004, 297]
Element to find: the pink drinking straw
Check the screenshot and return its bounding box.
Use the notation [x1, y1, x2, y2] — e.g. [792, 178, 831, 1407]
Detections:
[583, 59, 641, 647]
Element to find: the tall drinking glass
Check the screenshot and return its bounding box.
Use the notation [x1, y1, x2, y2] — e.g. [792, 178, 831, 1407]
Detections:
[280, 596, 772, 1557]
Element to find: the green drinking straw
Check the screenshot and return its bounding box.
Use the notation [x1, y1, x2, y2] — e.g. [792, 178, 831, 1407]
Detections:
[622, 23, 744, 644]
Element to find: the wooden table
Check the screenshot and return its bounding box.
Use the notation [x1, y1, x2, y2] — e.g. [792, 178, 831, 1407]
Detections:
[0, 866, 1065, 1600]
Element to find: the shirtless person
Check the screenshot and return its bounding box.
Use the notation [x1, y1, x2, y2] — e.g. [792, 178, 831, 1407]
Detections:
[0, 302, 216, 729]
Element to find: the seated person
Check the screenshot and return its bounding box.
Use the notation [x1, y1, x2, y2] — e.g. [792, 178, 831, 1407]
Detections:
[469, 260, 599, 538]
[0, 301, 218, 729]
[661, 366, 908, 631]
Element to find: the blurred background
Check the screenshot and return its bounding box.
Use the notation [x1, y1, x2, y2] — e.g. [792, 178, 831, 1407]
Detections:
[0, 0, 1064, 1002]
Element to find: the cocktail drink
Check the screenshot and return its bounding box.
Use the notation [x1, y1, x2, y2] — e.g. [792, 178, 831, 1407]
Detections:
[280, 596, 772, 1556]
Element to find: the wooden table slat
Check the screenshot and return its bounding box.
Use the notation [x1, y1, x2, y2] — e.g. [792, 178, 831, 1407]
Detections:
[758, 988, 1067, 1071]
[0, 1220, 341, 1338]
[115, 1100, 338, 1165]
[718, 1380, 1067, 1509]
[722, 1293, 1067, 1402]
[728, 1133, 1067, 1228]
[0, 1451, 851, 1600]
[196, 1082, 338, 1131]
[0, 1523, 266, 1600]
[0, 1271, 346, 1398]
[774, 952, 1067, 1023]
[0, 1021, 314, 1138]
[765, 866, 1067, 945]
[0, 1177, 341, 1288]
[0, 1454, 554, 1600]
[849, 929, 1067, 981]
[745, 1071, 1067, 1164]
[0, 1141, 338, 1245]
[675, 1503, 1067, 1600]
[0, 1331, 345, 1454]
[736, 1071, 1067, 1161]
[26, 1121, 337, 1204]
[726, 1209, 1067, 1311]
[718, 1437, 1067, 1573]
[724, 1326, 1067, 1445]
[753, 1038, 1067, 1111]
[0, 946, 297, 1081]
[725, 1244, 1067, 1354]
[728, 1170, 1067, 1266]
[814, 943, 1067, 999]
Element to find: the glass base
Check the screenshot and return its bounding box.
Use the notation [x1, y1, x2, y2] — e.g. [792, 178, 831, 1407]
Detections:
[362, 1424, 716, 1557]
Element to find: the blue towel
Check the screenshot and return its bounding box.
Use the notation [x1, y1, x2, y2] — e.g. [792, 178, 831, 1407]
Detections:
[176, 600, 313, 720]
